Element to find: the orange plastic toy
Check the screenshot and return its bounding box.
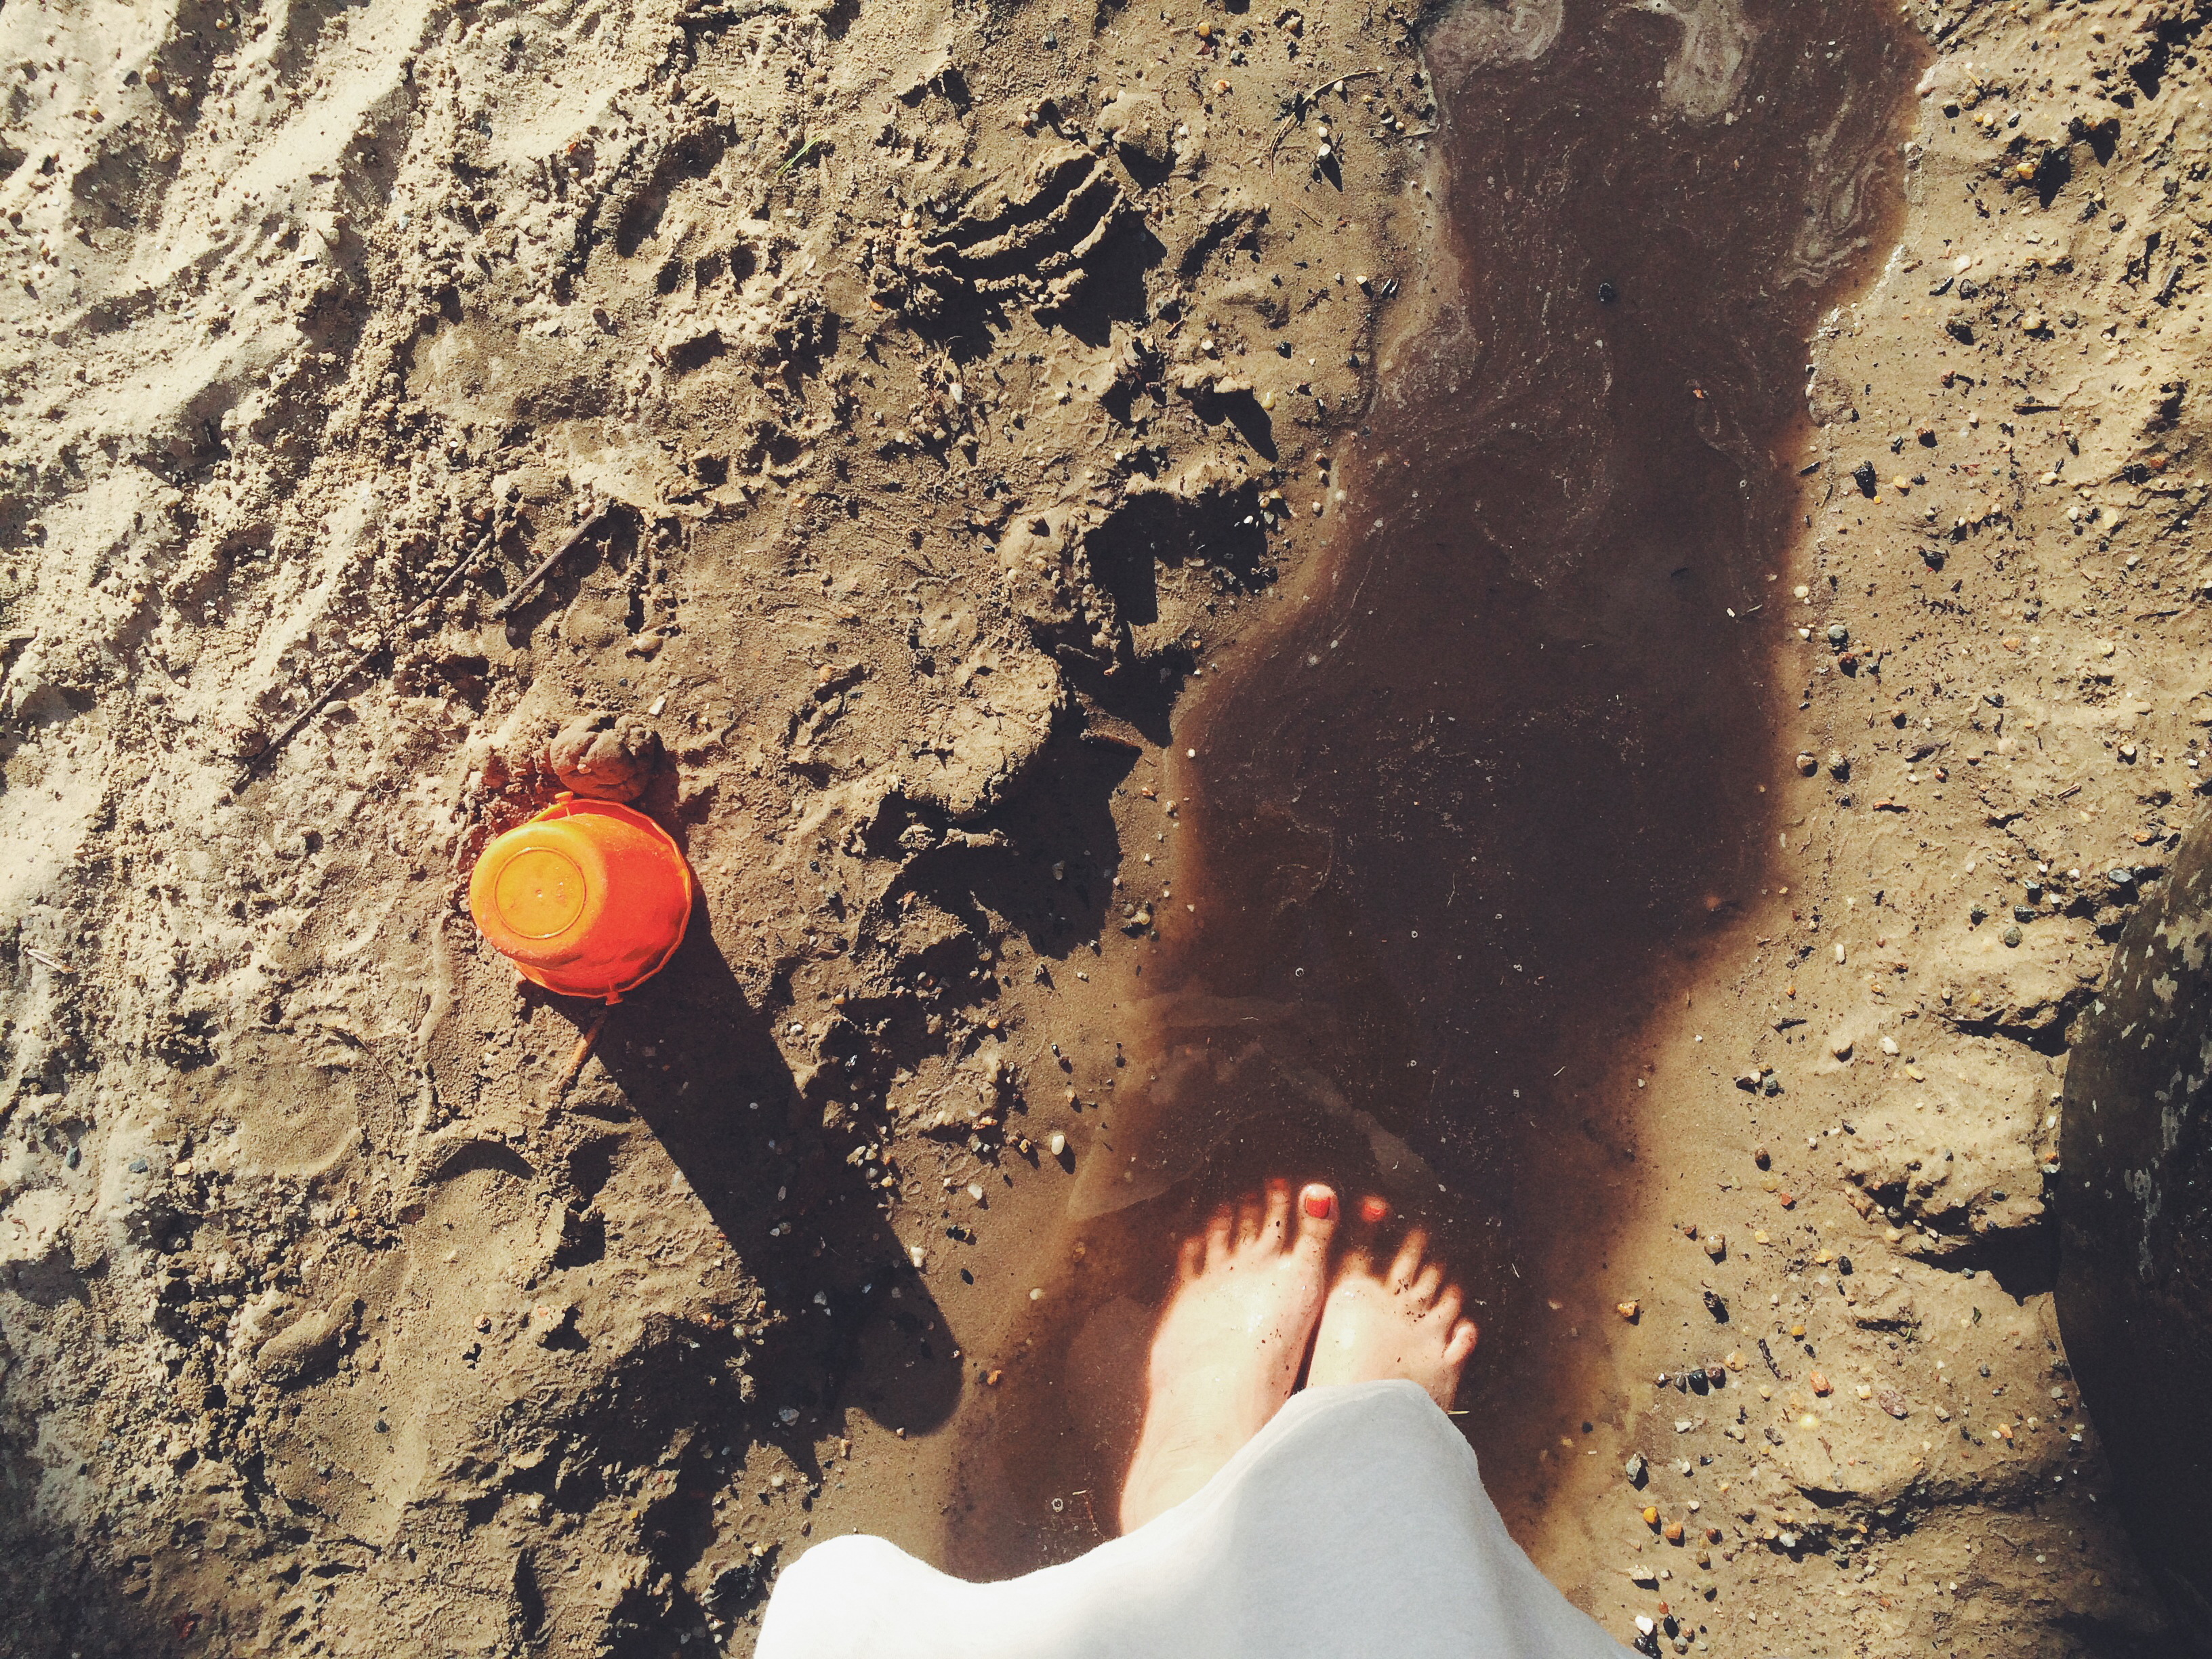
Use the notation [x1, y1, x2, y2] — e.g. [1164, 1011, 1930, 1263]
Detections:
[468, 793, 694, 1002]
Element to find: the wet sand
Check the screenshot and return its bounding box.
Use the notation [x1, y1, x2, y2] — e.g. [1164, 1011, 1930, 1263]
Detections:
[5, 0, 2197, 1646]
[943, 0, 1923, 1580]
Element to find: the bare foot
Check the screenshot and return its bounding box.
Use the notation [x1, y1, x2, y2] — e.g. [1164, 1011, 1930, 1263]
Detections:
[1117, 1180, 1338, 1532]
[1305, 1215, 1480, 1409]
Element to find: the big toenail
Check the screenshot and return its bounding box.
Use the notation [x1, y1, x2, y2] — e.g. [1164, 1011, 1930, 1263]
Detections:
[1359, 1196, 1389, 1223]
[1303, 1192, 1334, 1220]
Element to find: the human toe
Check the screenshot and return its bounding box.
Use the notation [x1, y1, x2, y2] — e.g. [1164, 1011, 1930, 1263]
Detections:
[1203, 1204, 1237, 1268]
[1433, 1284, 1465, 1330]
[1258, 1179, 1294, 1246]
[1235, 1191, 1270, 1246]
[1446, 1318, 1480, 1365]
[1386, 1229, 1430, 1293]
[1292, 1183, 1338, 1257]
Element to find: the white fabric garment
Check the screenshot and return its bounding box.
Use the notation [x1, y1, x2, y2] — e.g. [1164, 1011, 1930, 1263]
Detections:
[759, 1378, 1633, 1658]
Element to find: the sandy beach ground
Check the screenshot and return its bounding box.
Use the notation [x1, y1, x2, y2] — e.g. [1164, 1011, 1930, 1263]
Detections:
[1, 0, 2205, 1652]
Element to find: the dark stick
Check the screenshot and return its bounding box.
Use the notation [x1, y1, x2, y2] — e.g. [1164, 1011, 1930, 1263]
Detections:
[550, 1006, 614, 1103]
[489, 502, 620, 620]
[232, 506, 513, 791]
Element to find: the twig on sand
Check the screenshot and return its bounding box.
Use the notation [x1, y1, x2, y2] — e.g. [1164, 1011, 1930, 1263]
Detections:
[234, 503, 513, 791]
[552, 1007, 614, 1103]
[489, 501, 623, 621]
[22, 946, 75, 975]
[1259, 68, 1383, 161]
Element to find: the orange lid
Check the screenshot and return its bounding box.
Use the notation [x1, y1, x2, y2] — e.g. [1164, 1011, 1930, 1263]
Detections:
[468, 794, 694, 1002]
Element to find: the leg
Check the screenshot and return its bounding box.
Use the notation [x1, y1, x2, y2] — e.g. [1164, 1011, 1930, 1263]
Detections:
[1117, 1179, 1338, 1532]
[1305, 1208, 1480, 1408]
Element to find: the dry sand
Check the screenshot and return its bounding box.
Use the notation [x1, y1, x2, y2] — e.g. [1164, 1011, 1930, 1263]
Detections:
[0, 0, 2205, 1652]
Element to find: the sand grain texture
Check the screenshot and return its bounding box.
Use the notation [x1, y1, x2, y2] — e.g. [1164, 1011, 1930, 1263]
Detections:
[0, 0, 2204, 1652]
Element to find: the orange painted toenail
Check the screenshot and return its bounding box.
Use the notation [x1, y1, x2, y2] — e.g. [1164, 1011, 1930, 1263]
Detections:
[1359, 1196, 1390, 1223]
[1303, 1192, 1334, 1220]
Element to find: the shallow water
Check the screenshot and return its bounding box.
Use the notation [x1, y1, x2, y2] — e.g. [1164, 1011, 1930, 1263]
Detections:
[944, 0, 1920, 1574]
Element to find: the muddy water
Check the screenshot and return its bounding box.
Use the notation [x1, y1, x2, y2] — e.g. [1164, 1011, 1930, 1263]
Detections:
[945, 0, 1919, 1576]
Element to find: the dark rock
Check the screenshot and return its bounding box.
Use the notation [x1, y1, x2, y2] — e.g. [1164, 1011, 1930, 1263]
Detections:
[2057, 802, 2212, 1631]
